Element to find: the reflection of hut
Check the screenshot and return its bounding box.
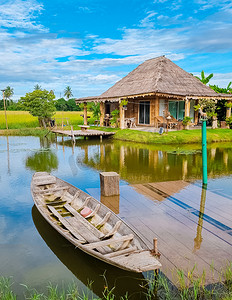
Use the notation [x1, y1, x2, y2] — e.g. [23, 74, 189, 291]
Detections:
[76, 56, 232, 129]
[131, 180, 190, 201]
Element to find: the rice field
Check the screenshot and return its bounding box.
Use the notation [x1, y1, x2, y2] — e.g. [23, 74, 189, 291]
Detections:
[0, 111, 93, 129]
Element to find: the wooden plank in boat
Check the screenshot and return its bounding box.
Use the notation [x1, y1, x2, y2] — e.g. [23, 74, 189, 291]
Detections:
[105, 246, 137, 258]
[67, 217, 100, 243]
[64, 203, 104, 239]
[47, 205, 86, 243]
[33, 176, 56, 186]
[112, 250, 161, 272]
[40, 186, 69, 195]
[83, 234, 134, 250]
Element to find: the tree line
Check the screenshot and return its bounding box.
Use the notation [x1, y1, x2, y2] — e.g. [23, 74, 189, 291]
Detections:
[0, 85, 82, 111]
[0, 72, 231, 127]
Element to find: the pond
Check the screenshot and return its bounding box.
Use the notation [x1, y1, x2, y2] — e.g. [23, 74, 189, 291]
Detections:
[0, 136, 232, 299]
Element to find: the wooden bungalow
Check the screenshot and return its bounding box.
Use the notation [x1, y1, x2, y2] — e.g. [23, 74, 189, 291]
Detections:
[76, 56, 232, 129]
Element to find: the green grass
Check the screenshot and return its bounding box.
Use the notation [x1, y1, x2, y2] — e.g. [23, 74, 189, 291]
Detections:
[94, 127, 232, 144]
[0, 112, 232, 145]
[0, 111, 94, 130]
[1, 263, 232, 299]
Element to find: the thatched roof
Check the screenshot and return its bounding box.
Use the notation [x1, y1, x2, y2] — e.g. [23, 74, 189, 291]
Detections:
[76, 56, 232, 102]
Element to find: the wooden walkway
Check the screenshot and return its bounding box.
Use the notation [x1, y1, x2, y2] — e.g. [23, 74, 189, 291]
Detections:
[87, 180, 232, 286]
[51, 129, 115, 139]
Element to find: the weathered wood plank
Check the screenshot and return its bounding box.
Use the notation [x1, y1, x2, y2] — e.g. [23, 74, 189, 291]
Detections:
[64, 203, 104, 239]
[83, 234, 134, 250]
[105, 246, 137, 258]
[47, 205, 86, 243]
[104, 220, 122, 238]
[96, 212, 111, 227]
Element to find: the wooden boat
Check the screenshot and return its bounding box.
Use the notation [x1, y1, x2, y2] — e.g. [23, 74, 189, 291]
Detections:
[31, 172, 162, 273]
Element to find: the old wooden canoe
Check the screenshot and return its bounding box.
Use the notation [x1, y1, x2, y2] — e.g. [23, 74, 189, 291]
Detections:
[31, 172, 161, 273]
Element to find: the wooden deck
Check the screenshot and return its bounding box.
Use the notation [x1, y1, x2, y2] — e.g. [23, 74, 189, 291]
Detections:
[87, 181, 232, 286]
[51, 129, 115, 138]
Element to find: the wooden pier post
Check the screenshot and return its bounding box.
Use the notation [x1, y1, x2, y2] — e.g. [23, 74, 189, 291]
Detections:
[83, 102, 88, 125]
[100, 102, 104, 127]
[71, 126, 75, 143]
[100, 172, 120, 196]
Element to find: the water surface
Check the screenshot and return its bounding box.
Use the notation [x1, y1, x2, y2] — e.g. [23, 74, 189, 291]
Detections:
[0, 136, 232, 298]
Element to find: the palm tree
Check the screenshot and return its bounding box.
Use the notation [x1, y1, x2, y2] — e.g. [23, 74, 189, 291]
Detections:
[195, 70, 213, 85]
[64, 86, 73, 100]
[4, 86, 14, 100]
[34, 84, 42, 90]
[226, 82, 232, 93]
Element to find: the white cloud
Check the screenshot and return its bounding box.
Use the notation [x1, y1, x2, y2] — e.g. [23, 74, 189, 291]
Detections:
[0, 0, 46, 31]
[0, 0, 231, 100]
[140, 11, 157, 27]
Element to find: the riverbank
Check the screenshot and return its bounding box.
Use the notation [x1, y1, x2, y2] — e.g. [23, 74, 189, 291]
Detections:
[0, 127, 232, 144]
[1, 264, 232, 300]
[94, 127, 232, 144]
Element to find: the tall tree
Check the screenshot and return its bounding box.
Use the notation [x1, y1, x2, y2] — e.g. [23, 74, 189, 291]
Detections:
[64, 86, 73, 100]
[4, 86, 14, 100]
[19, 89, 56, 127]
[195, 70, 213, 85]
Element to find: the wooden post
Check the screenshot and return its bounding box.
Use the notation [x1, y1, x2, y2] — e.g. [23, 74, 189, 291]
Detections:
[100, 172, 120, 196]
[184, 98, 190, 117]
[71, 125, 75, 143]
[83, 102, 88, 125]
[100, 101, 104, 127]
[119, 102, 125, 129]
[226, 100, 231, 118]
[154, 96, 159, 127]
[2, 90, 8, 129]
[153, 238, 158, 255]
[100, 135, 102, 142]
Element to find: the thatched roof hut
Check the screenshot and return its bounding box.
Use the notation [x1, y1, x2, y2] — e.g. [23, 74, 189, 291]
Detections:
[76, 56, 232, 128]
[77, 56, 232, 102]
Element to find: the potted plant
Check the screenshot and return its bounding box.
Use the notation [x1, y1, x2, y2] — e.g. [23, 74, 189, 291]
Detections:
[182, 116, 192, 130]
[226, 116, 232, 129]
[120, 99, 128, 110]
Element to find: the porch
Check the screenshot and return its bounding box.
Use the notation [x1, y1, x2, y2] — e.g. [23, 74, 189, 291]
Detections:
[81, 96, 202, 130]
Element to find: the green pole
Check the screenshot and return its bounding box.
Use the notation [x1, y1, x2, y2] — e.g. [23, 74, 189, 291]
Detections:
[202, 120, 207, 186]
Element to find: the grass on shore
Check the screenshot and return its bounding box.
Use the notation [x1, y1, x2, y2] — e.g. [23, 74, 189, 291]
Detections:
[0, 111, 232, 144]
[94, 127, 232, 144]
[1, 262, 232, 299]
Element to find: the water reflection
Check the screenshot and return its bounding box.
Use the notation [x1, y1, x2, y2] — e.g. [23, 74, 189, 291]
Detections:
[101, 195, 120, 214]
[32, 206, 150, 300]
[25, 150, 58, 173]
[193, 186, 207, 252]
[72, 140, 232, 184]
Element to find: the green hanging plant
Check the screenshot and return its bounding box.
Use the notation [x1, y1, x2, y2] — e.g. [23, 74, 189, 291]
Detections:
[120, 99, 128, 107]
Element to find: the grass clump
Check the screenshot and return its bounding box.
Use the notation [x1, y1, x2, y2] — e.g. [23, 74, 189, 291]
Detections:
[0, 277, 16, 300]
[1, 267, 232, 300]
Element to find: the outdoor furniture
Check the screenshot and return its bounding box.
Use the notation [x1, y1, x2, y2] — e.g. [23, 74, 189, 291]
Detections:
[104, 115, 111, 127]
[220, 121, 227, 128]
[94, 120, 100, 126]
[80, 125, 90, 131]
[155, 116, 166, 128]
[155, 115, 178, 129]
[124, 117, 136, 128]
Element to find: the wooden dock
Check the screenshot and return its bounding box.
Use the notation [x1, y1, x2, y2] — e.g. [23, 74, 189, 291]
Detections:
[51, 129, 115, 140]
[87, 180, 232, 286]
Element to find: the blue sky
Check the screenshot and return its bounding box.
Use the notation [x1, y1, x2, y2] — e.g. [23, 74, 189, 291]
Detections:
[0, 0, 232, 99]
